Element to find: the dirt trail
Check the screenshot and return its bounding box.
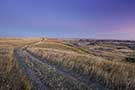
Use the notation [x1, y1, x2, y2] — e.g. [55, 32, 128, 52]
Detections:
[14, 45, 108, 90]
[14, 48, 50, 90]
[26, 49, 107, 90]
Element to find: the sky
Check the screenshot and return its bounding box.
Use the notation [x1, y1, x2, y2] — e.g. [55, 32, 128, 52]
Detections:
[0, 0, 135, 40]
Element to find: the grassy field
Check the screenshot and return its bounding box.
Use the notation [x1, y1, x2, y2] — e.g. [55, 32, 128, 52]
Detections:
[0, 44, 30, 90]
[27, 39, 135, 90]
[0, 38, 40, 90]
[0, 38, 135, 90]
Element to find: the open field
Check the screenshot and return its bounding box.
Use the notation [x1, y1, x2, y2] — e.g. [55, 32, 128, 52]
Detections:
[0, 38, 135, 90]
[0, 38, 36, 90]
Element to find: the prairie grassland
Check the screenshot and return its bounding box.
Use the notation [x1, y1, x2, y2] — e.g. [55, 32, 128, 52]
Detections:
[0, 47, 32, 90]
[33, 41, 87, 54]
[0, 38, 40, 90]
[1, 38, 135, 90]
[67, 39, 135, 62]
[27, 39, 135, 90]
[21, 50, 94, 90]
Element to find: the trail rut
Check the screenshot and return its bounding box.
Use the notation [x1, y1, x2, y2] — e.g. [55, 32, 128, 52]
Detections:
[14, 47, 108, 90]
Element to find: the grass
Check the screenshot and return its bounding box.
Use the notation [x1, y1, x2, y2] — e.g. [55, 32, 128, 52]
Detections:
[0, 38, 40, 90]
[27, 40, 135, 90]
[33, 41, 88, 54]
[1, 38, 135, 90]
[0, 47, 32, 90]
[67, 40, 134, 62]
[24, 53, 94, 90]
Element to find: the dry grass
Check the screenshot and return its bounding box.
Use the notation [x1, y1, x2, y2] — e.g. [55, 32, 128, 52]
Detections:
[24, 52, 94, 90]
[0, 38, 40, 90]
[28, 40, 135, 90]
[1, 38, 135, 90]
[0, 47, 32, 90]
[67, 40, 134, 62]
[33, 41, 88, 54]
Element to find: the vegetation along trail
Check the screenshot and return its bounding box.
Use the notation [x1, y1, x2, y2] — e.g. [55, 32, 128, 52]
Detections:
[14, 42, 108, 90]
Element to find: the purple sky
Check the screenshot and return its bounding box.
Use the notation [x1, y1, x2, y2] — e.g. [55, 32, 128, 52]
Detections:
[0, 0, 135, 40]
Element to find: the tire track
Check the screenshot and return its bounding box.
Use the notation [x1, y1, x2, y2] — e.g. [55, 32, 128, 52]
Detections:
[14, 45, 108, 90]
[14, 48, 50, 90]
[24, 48, 107, 90]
